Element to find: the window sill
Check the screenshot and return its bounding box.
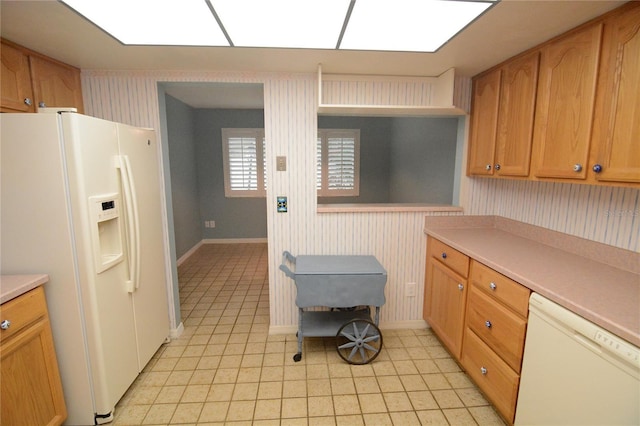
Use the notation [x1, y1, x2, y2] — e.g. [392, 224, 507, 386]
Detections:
[317, 203, 464, 213]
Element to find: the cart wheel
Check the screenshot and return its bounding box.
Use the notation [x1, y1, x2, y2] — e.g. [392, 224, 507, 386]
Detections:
[293, 353, 302, 362]
[336, 319, 383, 365]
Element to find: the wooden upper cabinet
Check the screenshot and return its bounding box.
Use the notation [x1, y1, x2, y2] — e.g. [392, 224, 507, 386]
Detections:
[30, 55, 84, 114]
[494, 51, 539, 177]
[1, 40, 35, 112]
[590, 3, 640, 184]
[468, 69, 501, 175]
[532, 23, 603, 180]
[0, 38, 84, 114]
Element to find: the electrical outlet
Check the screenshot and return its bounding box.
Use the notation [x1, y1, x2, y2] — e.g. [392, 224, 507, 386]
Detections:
[406, 282, 416, 297]
[210, 220, 215, 228]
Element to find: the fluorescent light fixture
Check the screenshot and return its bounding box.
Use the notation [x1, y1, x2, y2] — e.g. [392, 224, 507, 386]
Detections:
[210, 0, 352, 49]
[60, 0, 229, 46]
[340, 0, 495, 52]
[60, 0, 497, 52]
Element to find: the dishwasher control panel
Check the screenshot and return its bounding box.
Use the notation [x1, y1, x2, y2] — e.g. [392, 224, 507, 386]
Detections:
[594, 330, 640, 368]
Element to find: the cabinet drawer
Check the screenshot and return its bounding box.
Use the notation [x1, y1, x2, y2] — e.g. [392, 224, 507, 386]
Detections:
[466, 285, 527, 373]
[470, 261, 530, 316]
[0, 286, 47, 342]
[428, 238, 469, 278]
[462, 328, 520, 423]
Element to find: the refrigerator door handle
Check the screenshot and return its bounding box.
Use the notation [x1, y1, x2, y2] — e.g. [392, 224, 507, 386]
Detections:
[118, 155, 141, 293]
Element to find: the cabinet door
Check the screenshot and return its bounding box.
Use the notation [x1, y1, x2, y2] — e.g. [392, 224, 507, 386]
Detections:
[424, 258, 467, 359]
[29, 55, 84, 113]
[495, 51, 539, 177]
[0, 40, 35, 113]
[1, 317, 67, 426]
[468, 69, 501, 175]
[590, 4, 640, 183]
[533, 23, 603, 179]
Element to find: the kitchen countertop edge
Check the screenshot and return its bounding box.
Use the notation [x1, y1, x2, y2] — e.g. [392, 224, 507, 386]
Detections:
[423, 215, 640, 347]
[1, 274, 49, 304]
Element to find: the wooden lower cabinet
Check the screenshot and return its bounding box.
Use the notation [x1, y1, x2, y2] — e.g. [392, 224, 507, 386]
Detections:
[0, 286, 67, 426]
[425, 241, 531, 424]
[461, 328, 520, 422]
[423, 237, 470, 360]
[461, 260, 530, 424]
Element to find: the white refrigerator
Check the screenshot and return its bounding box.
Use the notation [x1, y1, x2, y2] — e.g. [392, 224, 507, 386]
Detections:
[1, 111, 171, 425]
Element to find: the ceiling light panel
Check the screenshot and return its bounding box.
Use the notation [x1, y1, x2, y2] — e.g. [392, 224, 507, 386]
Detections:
[340, 0, 495, 52]
[61, 0, 229, 46]
[210, 0, 352, 49]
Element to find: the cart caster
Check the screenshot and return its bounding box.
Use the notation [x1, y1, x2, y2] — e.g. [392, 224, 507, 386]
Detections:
[336, 319, 383, 365]
[293, 353, 302, 362]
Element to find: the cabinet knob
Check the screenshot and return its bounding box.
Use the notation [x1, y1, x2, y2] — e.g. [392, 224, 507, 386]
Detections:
[489, 282, 497, 291]
[480, 367, 488, 375]
[593, 164, 602, 173]
[494, 164, 501, 171]
[485, 164, 491, 171]
[0, 319, 10, 330]
[24, 98, 32, 106]
[573, 164, 583, 172]
[38, 101, 46, 108]
[441, 252, 447, 259]
[457, 283, 464, 291]
[485, 320, 492, 329]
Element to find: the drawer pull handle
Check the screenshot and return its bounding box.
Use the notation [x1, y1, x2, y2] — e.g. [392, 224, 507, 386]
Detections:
[489, 282, 497, 291]
[485, 320, 492, 329]
[458, 283, 464, 291]
[0, 320, 10, 330]
[480, 367, 488, 375]
[441, 252, 447, 259]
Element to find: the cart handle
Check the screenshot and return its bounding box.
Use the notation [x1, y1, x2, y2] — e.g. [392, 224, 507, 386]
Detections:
[279, 251, 296, 279]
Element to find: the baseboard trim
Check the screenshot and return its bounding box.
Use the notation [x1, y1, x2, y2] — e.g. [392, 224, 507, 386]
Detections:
[202, 238, 268, 244]
[176, 241, 203, 267]
[177, 238, 268, 267]
[169, 321, 184, 339]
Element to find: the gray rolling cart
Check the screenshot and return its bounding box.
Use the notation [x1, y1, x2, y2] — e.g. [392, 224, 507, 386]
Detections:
[279, 251, 387, 364]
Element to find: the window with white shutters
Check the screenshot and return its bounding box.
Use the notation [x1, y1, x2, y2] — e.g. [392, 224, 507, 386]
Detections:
[317, 129, 360, 197]
[222, 128, 266, 197]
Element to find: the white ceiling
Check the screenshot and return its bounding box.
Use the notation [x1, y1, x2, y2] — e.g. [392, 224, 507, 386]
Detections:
[0, 0, 627, 108]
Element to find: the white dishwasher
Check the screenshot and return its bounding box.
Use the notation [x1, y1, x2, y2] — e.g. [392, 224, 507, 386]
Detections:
[515, 293, 640, 425]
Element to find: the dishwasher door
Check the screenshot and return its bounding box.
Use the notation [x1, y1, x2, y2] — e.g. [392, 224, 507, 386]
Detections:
[515, 293, 640, 425]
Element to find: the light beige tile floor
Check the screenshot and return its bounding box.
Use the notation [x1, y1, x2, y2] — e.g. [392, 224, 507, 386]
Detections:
[113, 243, 506, 425]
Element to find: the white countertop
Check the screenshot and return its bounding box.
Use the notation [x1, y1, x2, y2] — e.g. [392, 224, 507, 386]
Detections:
[424, 216, 640, 347]
[0, 274, 49, 304]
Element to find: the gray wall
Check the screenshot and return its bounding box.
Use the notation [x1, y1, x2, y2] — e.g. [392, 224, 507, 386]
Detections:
[319, 116, 459, 204]
[389, 117, 459, 204]
[165, 95, 201, 258]
[165, 100, 459, 252]
[194, 108, 267, 240]
[318, 116, 392, 204]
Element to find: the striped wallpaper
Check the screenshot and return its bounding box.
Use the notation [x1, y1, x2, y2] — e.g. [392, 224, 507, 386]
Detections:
[466, 178, 640, 253]
[81, 69, 638, 333]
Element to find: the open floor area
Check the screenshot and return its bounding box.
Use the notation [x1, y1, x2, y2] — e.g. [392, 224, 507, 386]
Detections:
[113, 243, 505, 425]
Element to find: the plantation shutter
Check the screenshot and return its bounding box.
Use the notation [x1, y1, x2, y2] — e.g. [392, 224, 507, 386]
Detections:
[228, 135, 258, 190]
[327, 135, 356, 190]
[317, 129, 360, 196]
[222, 128, 266, 197]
